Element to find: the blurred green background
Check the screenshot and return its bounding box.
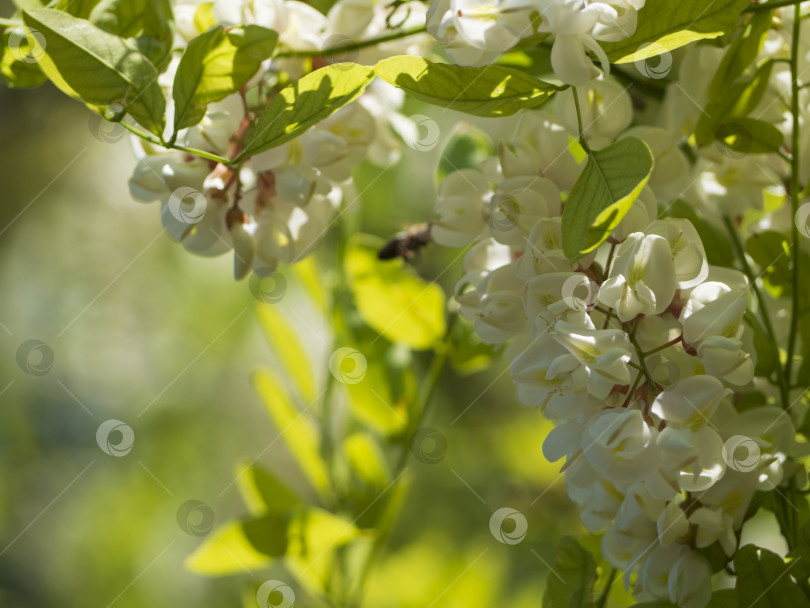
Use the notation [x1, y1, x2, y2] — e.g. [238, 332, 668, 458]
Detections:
[0, 42, 587, 608]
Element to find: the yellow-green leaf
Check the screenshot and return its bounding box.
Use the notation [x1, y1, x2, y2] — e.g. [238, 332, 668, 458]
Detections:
[255, 303, 317, 403]
[561, 137, 654, 260]
[344, 432, 392, 489]
[185, 515, 287, 576]
[234, 460, 301, 517]
[252, 369, 329, 494]
[344, 236, 446, 350]
[600, 0, 750, 64]
[375, 55, 563, 117]
[22, 8, 166, 135]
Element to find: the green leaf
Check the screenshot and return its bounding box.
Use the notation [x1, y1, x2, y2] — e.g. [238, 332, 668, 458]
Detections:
[734, 544, 810, 608]
[344, 235, 446, 350]
[22, 8, 166, 135]
[89, 0, 174, 68]
[561, 137, 654, 260]
[252, 369, 330, 494]
[662, 200, 733, 266]
[340, 340, 411, 436]
[745, 231, 792, 298]
[185, 515, 287, 575]
[706, 589, 739, 608]
[716, 118, 784, 155]
[172, 25, 278, 132]
[729, 60, 774, 119]
[0, 30, 46, 88]
[437, 123, 494, 182]
[240, 63, 375, 158]
[375, 55, 563, 117]
[745, 312, 779, 378]
[449, 320, 496, 376]
[255, 303, 317, 404]
[234, 461, 301, 517]
[344, 432, 392, 489]
[600, 0, 749, 63]
[542, 536, 597, 608]
[89, 0, 159, 38]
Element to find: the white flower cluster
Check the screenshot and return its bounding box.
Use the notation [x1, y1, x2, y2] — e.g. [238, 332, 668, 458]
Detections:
[129, 0, 430, 279]
[426, 0, 645, 84]
[432, 80, 799, 607]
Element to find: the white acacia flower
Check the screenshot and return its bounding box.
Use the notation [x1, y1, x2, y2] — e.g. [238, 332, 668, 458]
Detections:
[650, 376, 731, 431]
[689, 507, 736, 556]
[582, 409, 660, 483]
[656, 500, 689, 548]
[646, 218, 709, 289]
[598, 232, 678, 322]
[667, 553, 712, 608]
[515, 218, 575, 278]
[432, 169, 492, 247]
[550, 320, 633, 398]
[488, 177, 562, 247]
[553, 79, 633, 147]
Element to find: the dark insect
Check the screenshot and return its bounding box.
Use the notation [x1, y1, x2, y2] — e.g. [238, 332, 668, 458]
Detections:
[378, 223, 432, 261]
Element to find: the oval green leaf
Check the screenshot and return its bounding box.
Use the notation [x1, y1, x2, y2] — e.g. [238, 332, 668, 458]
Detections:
[375, 55, 564, 117]
[239, 63, 375, 158]
[561, 137, 654, 260]
[344, 236, 446, 350]
[173, 24, 278, 132]
[600, 0, 749, 64]
[22, 8, 166, 135]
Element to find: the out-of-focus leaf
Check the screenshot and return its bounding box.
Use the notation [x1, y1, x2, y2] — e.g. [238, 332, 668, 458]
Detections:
[22, 8, 166, 135]
[437, 123, 493, 182]
[745, 230, 791, 298]
[234, 460, 301, 517]
[291, 257, 329, 314]
[600, 0, 750, 63]
[172, 25, 277, 132]
[734, 544, 810, 607]
[252, 369, 329, 494]
[716, 118, 784, 155]
[0, 30, 46, 88]
[663, 200, 733, 267]
[344, 236, 446, 350]
[344, 432, 392, 489]
[542, 536, 597, 608]
[375, 55, 563, 117]
[255, 303, 317, 403]
[561, 137, 654, 260]
[185, 515, 287, 575]
[449, 320, 496, 376]
[240, 63, 374, 158]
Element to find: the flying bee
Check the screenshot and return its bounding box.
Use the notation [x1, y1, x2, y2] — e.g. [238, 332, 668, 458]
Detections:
[378, 223, 432, 261]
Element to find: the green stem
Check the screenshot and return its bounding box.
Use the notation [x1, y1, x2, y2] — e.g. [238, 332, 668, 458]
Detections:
[745, 0, 805, 12]
[596, 568, 617, 608]
[351, 314, 455, 607]
[786, 2, 803, 386]
[118, 120, 232, 165]
[572, 87, 592, 154]
[643, 336, 683, 357]
[274, 26, 426, 58]
[0, 17, 23, 27]
[722, 215, 790, 407]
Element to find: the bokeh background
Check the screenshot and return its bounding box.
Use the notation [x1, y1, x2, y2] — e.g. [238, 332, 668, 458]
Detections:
[0, 70, 589, 608]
